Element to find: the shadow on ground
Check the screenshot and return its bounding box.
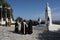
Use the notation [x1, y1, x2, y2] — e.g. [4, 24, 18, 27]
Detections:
[8, 30, 25, 35]
[37, 30, 60, 40]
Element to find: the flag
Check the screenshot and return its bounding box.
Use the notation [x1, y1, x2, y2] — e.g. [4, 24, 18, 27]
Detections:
[0, 5, 2, 8]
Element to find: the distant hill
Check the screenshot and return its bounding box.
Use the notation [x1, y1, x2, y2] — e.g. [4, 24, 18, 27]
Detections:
[52, 20, 60, 25]
[41, 20, 60, 25]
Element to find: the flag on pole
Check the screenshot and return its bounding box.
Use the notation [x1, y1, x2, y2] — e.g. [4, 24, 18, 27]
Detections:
[0, 5, 2, 8]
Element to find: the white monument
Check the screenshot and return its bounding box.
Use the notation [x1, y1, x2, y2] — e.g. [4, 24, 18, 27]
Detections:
[45, 2, 60, 31]
[45, 2, 52, 26]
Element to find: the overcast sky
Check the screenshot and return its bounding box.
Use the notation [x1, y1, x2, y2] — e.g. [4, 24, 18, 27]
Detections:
[5, 0, 60, 21]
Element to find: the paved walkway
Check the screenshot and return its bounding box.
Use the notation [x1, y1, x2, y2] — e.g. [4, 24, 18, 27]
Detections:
[0, 24, 60, 40]
[0, 25, 47, 40]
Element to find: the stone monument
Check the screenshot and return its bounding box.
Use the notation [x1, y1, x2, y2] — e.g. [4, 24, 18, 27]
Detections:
[45, 2, 52, 26]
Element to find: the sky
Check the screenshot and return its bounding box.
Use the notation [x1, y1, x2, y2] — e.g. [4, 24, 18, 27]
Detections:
[5, 0, 60, 21]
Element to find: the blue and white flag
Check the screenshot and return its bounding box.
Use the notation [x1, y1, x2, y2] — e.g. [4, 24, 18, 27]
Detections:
[0, 5, 2, 8]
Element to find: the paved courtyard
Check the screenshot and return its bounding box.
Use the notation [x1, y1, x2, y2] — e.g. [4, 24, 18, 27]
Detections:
[0, 25, 47, 40]
[0, 24, 60, 40]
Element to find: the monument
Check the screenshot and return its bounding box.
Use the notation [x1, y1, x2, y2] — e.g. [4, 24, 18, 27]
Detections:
[45, 2, 60, 31]
[45, 2, 52, 26]
[0, 0, 14, 26]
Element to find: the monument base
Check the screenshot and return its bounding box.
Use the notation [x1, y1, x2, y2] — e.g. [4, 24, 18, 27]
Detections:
[49, 24, 60, 31]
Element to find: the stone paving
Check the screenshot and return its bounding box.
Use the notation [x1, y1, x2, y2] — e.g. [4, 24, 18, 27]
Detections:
[0, 24, 60, 40]
[0, 25, 46, 40]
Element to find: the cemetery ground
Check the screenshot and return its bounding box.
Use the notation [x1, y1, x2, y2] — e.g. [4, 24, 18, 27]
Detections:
[0, 24, 60, 40]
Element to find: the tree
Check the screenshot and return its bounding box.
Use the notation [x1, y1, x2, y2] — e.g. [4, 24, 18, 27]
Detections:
[16, 17, 23, 22]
